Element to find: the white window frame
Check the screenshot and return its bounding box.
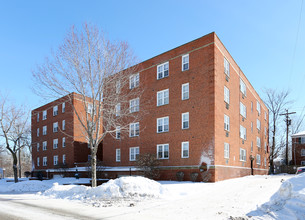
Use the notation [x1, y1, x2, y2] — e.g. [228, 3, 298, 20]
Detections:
[53, 139, 58, 149]
[62, 137, 66, 147]
[257, 101, 261, 115]
[182, 54, 189, 71]
[62, 120, 65, 130]
[129, 147, 139, 161]
[87, 103, 93, 114]
[157, 89, 169, 106]
[62, 102, 65, 113]
[43, 110, 47, 120]
[37, 157, 40, 167]
[116, 149, 121, 162]
[116, 126, 121, 139]
[43, 141, 47, 151]
[157, 144, 169, 159]
[63, 154, 66, 164]
[181, 142, 189, 158]
[129, 122, 139, 137]
[251, 102, 253, 112]
[224, 57, 230, 76]
[43, 126, 47, 135]
[157, 62, 169, 79]
[224, 86, 230, 104]
[301, 149, 305, 156]
[257, 137, 261, 148]
[256, 154, 261, 165]
[53, 155, 58, 166]
[224, 114, 230, 131]
[53, 105, 58, 116]
[53, 122, 58, 132]
[264, 142, 267, 151]
[130, 98, 139, 113]
[240, 79, 246, 96]
[37, 143, 39, 152]
[43, 157, 47, 166]
[240, 102, 247, 118]
[129, 73, 139, 89]
[115, 103, 121, 116]
[37, 128, 39, 137]
[264, 157, 267, 167]
[251, 122, 253, 133]
[240, 125, 246, 140]
[301, 137, 305, 144]
[257, 119, 261, 131]
[182, 112, 189, 129]
[224, 143, 230, 159]
[37, 113, 39, 122]
[182, 83, 189, 100]
[116, 80, 121, 93]
[157, 116, 169, 133]
[240, 148, 246, 161]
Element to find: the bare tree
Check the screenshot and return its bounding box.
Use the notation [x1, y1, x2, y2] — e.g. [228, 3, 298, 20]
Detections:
[32, 23, 142, 187]
[264, 89, 291, 174]
[0, 96, 30, 182]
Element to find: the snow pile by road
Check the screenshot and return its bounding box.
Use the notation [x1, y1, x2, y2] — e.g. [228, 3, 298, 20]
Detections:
[7, 180, 52, 192]
[252, 173, 305, 219]
[42, 176, 166, 202]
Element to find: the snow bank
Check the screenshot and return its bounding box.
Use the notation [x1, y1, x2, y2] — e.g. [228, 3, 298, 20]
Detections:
[43, 176, 166, 202]
[8, 180, 52, 192]
[258, 173, 305, 219]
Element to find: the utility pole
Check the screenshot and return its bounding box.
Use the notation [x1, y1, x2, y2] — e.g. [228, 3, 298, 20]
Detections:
[280, 109, 296, 165]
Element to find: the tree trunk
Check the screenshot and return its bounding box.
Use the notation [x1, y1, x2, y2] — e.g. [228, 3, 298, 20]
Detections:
[12, 153, 18, 183]
[91, 153, 97, 187]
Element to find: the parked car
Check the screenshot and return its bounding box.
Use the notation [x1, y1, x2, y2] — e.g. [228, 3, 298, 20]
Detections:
[296, 167, 305, 174]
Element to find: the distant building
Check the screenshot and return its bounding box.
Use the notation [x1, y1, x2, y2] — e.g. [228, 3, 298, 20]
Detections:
[291, 131, 305, 166]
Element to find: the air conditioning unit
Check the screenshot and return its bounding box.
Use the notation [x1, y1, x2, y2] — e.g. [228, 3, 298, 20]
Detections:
[226, 132, 229, 137]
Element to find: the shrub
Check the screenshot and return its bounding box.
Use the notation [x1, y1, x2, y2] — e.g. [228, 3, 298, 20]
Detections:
[176, 171, 184, 181]
[136, 153, 160, 179]
[190, 172, 199, 182]
[24, 171, 31, 178]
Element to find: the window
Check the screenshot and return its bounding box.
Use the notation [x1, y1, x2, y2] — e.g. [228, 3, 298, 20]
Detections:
[43, 110, 47, 120]
[301, 149, 305, 156]
[224, 86, 230, 104]
[116, 103, 121, 116]
[182, 83, 189, 100]
[251, 102, 253, 112]
[43, 157, 47, 166]
[224, 114, 230, 131]
[182, 112, 189, 129]
[224, 143, 230, 159]
[240, 148, 246, 161]
[251, 141, 253, 152]
[157, 144, 169, 159]
[301, 137, 305, 144]
[264, 111, 267, 120]
[130, 98, 139, 113]
[257, 137, 261, 148]
[129, 147, 139, 161]
[37, 157, 40, 167]
[257, 119, 261, 131]
[301, 161, 305, 166]
[157, 62, 169, 79]
[53, 139, 58, 149]
[63, 154, 66, 164]
[157, 89, 169, 106]
[264, 157, 267, 167]
[264, 142, 267, 151]
[53, 122, 58, 132]
[181, 142, 189, 158]
[240, 102, 247, 118]
[37, 113, 39, 122]
[43, 141, 47, 151]
[53, 155, 58, 166]
[37, 143, 39, 152]
[37, 128, 39, 137]
[116, 149, 121, 162]
[257, 101, 261, 115]
[62, 103, 65, 113]
[43, 126, 47, 135]
[87, 103, 93, 114]
[251, 122, 253, 133]
[256, 154, 261, 165]
[157, 117, 169, 133]
[129, 73, 139, 89]
[62, 137, 66, 147]
[116, 126, 121, 139]
[116, 80, 121, 93]
[53, 106, 58, 116]
[62, 120, 65, 130]
[224, 57, 230, 76]
[240, 125, 246, 140]
[129, 122, 139, 137]
[182, 54, 189, 71]
[240, 79, 246, 96]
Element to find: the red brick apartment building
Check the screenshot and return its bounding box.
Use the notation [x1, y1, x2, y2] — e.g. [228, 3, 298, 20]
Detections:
[291, 131, 305, 166]
[31, 93, 102, 175]
[32, 32, 269, 181]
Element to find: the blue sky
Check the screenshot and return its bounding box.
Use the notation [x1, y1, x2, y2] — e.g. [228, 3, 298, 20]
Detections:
[0, 0, 304, 122]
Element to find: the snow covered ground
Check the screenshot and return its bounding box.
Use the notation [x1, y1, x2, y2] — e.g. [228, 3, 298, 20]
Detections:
[0, 174, 304, 219]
